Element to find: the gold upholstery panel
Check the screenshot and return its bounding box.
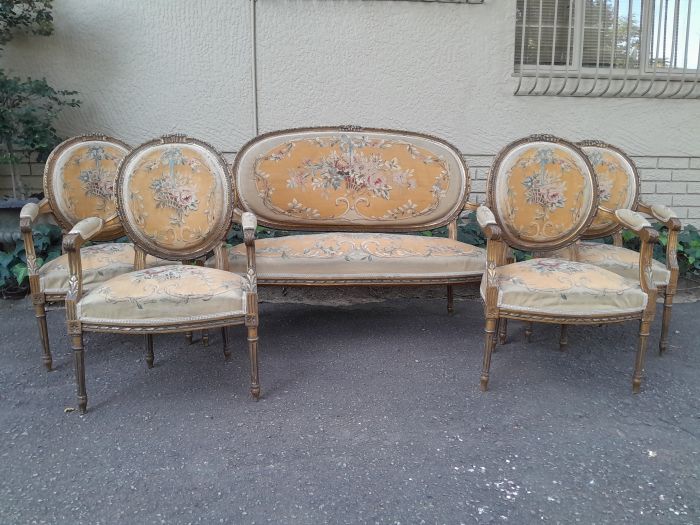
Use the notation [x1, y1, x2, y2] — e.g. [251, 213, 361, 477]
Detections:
[490, 140, 596, 251]
[580, 144, 639, 238]
[234, 129, 468, 231]
[118, 140, 232, 260]
[481, 258, 647, 315]
[39, 243, 168, 295]
[226, 232, 486, 280]
[549, 242, 670, 286]
[76, 266, 246, 325]
[45, 139, 129, 229]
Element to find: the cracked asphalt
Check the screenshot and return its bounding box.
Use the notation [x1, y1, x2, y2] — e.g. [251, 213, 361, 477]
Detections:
[0, 288, 698, 524]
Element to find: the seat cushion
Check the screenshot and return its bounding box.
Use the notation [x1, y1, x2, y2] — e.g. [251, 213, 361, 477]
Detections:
[39, 243, 170, 295]
[550, 242, 670, 286]
[76, 265, 247, 325]
[226, 233, 486, 280]
[480, 258, 648, 316]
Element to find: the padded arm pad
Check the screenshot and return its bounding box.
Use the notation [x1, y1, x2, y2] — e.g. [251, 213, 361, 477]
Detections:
[615, 209, 651, 232]
[649, 204, 678, 223]
[69, 217, 104, 241]
[242, 212, 257, 232]
[476, 205, 497, 229]
[19, 202, 40, 222]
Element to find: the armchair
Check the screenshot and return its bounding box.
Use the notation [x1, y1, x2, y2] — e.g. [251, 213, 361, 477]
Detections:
[64, 135, 260, 413]
[478, 135, 658, 393]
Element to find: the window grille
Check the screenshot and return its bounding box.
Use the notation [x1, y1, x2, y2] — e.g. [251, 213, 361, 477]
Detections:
[514, 0, 700, 97]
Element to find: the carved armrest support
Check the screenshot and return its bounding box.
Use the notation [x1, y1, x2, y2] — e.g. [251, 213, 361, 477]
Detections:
[233, 210, 258, 295]
[637, 201, 681, 278]
[62, 217, 105, 303]
[19, 199, 52, 280]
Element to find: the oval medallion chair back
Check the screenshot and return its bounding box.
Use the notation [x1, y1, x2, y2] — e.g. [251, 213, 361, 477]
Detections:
[477, 135, 659, 393]
[19, 135, 162, 371]
[64, 135, 260, 413]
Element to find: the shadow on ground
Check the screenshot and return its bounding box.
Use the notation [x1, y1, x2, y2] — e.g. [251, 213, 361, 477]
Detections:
[0, 288, 698, 524]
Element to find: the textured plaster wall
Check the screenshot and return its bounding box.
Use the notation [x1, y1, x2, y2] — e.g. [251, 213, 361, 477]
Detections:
[2, 0, 699, 221]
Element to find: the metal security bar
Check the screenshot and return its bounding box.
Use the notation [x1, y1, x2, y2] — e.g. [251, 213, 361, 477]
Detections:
[514, 0, 700, 97]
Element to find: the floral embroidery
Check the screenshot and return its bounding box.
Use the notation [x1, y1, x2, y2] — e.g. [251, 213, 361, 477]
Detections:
[148, 148, 200, 226]
[77, 146, 121, 211]
[522, 149, 567, 219]
[530, 258, 583, 274]
[254, 135, 451, 222]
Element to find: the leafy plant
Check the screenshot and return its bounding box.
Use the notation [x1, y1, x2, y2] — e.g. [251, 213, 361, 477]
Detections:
[0, 0, 79, 198]
[0, 222, 61, 290]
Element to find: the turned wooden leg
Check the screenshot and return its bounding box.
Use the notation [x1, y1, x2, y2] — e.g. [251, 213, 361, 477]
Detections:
[222, 327, 231, 361]
[186, 331, 193, 344]
[447, 285, 454, 314]
[498, 318, 508, 345]
[633, 319, 651, 394]
[34, 301, 52, 371]
[659, 291, 674, 355]
[72, 332, 87, 414]
[480, 317, 498, 391]
[524, 322, 533, 343]
[248, 325, 260, 399]
[145, 334, 154, 369]
[202, 330, 209, 347]
[559, 324, 568, 351]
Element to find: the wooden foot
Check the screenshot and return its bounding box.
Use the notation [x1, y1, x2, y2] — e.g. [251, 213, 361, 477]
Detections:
[145, 334, 154, 369]
[186, 331, 194, 345]
[498, 318, 508, 345]
[559, 324, 568, 351]
[659, 291, 673, 355]
[35, 301, 52, 371]
[633, 319, 650, 394]
[221, 327, 231, 361]
[447, 285, 454, 314]
[202, 330, 209, 347]
[524, 322, 533, 343]
[480, 317, 497, 392]
[72, 332, 88, 414]
[248, 325, 260, 400]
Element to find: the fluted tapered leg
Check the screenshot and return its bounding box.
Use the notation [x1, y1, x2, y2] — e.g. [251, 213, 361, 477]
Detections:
[248, 326, 260, 399]
[480, 317, 498, 391]
[524, 322, 533, 343]
[202, 330, 209, 347]
[72, 332, 87, 414]
[447, 285, 454, 314]
[221, 327, 231, 361]
[659, 291, 674, 355]
[145, 334, 154, 369]
[633, 320, 651, 394]
[559, 324, 568, 351]
[34, 301, 52, 371]
[185, 331, 193, 344]
[498, 318, 508, 345]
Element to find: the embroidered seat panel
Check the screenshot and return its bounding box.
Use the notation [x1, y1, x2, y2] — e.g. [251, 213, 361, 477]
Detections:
[225, 232, 486, 280]
[233, 128, 469, 231]
[480, 258, 647, 316]
[489, 138, 597, 252]
[549, 242, 670, 286]
[76, 266, 246, 325]
[39, 243, 171, 295]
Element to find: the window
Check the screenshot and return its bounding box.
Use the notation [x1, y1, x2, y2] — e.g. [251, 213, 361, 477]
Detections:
[514, 1, 700, 97]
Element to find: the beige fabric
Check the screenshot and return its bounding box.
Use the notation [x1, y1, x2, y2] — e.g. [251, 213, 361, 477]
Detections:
[549, 242, 671, 286]
[476, 205, 496, 228]
[481, 258, 647, 315]
[225, 232, 486, 279]
[69, 216, 104, 240]
[77, 265, 247, 325]
[492, 140, 596, 250]
[650, 204, 678, 222]
[234, 129, 467, 230]
[20, 202, 40, 222]
[615, 209, 650, 232]
[39, 243, 170, 295]
[242, 211, 257, 231]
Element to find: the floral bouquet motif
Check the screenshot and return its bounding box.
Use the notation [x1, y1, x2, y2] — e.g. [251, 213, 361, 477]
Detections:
[77, 146, 120, 211]
[149, 147, 200, 226]
[522, 149, 568, 220]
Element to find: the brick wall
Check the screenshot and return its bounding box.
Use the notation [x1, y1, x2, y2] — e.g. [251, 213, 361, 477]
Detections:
[3, 154, 700, 226]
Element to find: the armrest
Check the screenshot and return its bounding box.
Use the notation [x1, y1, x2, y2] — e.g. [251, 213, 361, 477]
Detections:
[476, 205, 503, 241]
[614, 208, 652, 232]
[19, 199, 52, 283]
[62, 217, 105, 303]
[637, 201, 681, 285]
[242, 212, 257, 245]
[19, 202, 40, 230]
[638, 201, 680, 227]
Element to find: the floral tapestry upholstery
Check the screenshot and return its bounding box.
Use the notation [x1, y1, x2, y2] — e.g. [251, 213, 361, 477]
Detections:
[39, 243, 169, 295]
[490, 140, 596, 251]
[46, 139, 129, 229]
[225, 233, 486, 280]
[580, 144, 638, 238]
[481, 258, 647, 315]
[76, 266, 247, 325]
[234, 129, 468, 231]
[118, 142, 232, 259]
[549, 242, 670, 287]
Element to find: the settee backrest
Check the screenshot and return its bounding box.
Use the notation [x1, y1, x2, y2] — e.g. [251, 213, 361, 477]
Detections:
[233, 127, 470, 232]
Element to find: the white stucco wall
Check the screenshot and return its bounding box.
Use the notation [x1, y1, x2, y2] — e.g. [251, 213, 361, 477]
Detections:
[2, 0, 699, 220]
